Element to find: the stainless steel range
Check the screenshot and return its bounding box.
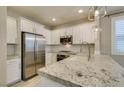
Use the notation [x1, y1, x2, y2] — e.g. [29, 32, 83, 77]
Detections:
[57, 51, 76, 62]
[57, 54, 70, 61]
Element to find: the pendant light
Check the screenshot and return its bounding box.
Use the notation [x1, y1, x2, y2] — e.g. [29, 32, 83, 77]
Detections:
[88, 6, 107, 21]
[88, 6, 107, 32]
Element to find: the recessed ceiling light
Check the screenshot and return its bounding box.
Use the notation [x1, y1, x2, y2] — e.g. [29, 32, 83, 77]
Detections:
[78, 9, 83, 13]
[52, 18, 56, 21]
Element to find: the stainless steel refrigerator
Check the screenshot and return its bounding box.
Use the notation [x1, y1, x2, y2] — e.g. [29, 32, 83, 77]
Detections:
[22, 32, 46, 80]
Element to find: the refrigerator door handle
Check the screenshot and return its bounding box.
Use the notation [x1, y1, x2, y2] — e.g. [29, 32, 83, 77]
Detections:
[34, 35, 37, 73]
[34, 38, 35, 60]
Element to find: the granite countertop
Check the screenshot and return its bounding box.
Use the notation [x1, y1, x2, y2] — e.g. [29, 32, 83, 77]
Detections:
[38, 54, 124, 87]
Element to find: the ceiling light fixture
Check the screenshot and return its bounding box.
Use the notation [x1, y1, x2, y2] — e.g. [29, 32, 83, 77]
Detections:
[88, 6, 107, 32]
[94, 10, 99, 17]
[52, 18, 56, 21]
[92, 25, 102, 32]
[78, 9, 83, 13]
[88, 6, 107, 21]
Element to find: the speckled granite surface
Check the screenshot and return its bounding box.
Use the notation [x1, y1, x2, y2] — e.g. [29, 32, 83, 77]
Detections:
[38, 54, 124, 87]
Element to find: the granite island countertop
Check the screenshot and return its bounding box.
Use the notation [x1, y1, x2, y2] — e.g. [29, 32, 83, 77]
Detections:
[38, 54, 124, 87]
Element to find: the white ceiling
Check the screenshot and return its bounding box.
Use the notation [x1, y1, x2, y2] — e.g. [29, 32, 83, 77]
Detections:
[8, 6, 124, 27]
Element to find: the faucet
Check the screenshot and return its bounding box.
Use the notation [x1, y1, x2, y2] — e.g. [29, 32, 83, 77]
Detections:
[80, 41, 91, 61]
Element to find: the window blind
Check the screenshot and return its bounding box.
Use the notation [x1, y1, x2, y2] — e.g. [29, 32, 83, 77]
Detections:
[112, 16, 124, 55]
[115, 20, 124, 53]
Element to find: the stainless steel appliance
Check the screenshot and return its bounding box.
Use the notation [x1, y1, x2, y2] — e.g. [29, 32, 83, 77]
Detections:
[57, 54, 70, 61]
[22, 32, 46, 80]
[60, 35, 73, 45]
[57, 51, 76, 62]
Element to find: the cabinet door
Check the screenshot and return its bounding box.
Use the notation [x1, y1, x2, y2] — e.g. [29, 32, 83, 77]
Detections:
[20, 18, 34, 33]
[45, 29, 51, 44]
[65, 27, 73, 36]
[51, 31, 54, 44]
[35, 23, 51, 44]
[45, 53, 52, 66]
[73, 22, 95, 44]
[82, 22, 95, 43]
[59, 29, 66, 37]
[7, 59, 21, 85]
[73, 25, 83, 44]
[35, 23, 45, 35]
[51, 31, 60, 44]
[55, 31, 60, 44]
[46, 53, 57, 66]
[41, 28, 51, 45]
[7, 16, 17, 44]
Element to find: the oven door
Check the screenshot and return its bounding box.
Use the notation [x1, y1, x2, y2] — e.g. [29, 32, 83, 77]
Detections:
[57, 54, 70, 62]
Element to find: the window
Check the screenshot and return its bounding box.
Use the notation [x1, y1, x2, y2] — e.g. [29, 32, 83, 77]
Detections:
[111, 15, 124, 55]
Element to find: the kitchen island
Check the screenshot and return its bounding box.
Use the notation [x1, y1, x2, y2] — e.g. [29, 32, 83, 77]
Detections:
[38, 54, 124, 87]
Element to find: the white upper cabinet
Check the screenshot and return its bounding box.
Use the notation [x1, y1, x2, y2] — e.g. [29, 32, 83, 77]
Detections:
[51, 30, 60, 44]
[20, 17, 95, 45]
[59, 27, 73, 36]
[73, 25, 83, 44]
[20, 18, 35, 33]
[51, 22, 95, 45]
[51, 27, 73, 45]
[73, 22, 95, 44]
[65, 27, 73, 36]
[7, 16, 17, 44]
[20, 17, 51, 44]
[59, 29, 66, 37]
[81, 22, 95, 43]
[45, 29, 51, 45]
[35, 23, 51, 44]
[35, 23, 45, 36]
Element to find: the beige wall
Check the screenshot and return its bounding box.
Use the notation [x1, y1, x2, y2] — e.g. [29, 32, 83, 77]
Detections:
[100, 13, 124, 67]
[0, 6, 7, 86]
[100, 16, 111, 55]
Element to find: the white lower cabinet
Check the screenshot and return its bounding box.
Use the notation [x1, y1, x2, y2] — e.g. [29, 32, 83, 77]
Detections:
[45, 53, 57, 66]
[45, 53, 52, 66]
[7, 58, 21, 85]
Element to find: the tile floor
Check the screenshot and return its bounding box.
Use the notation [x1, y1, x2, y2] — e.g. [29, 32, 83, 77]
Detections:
[11, 76, 41, 87]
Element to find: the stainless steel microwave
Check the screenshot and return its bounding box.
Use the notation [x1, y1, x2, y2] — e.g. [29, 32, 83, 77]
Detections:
[60, 35, 73, 45]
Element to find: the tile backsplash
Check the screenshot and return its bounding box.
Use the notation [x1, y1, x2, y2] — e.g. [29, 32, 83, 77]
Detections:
[46, 44, 95, 55]
[7, 44, 17, 56]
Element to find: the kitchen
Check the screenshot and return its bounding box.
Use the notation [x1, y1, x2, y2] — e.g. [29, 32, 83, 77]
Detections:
[0, 6, 124, 87]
